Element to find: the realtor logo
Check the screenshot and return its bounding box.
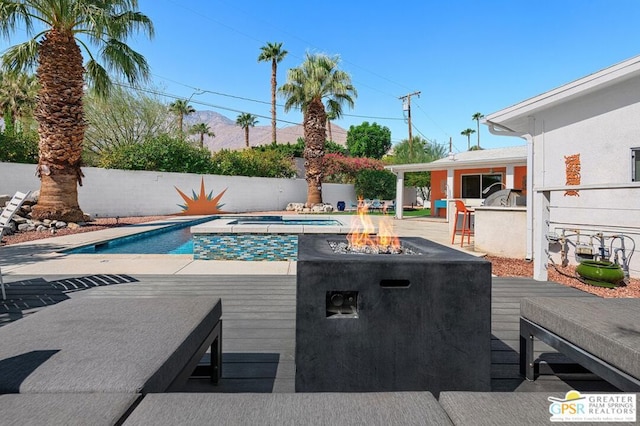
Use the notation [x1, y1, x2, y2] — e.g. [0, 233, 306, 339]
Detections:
[549, 390, 636, 422]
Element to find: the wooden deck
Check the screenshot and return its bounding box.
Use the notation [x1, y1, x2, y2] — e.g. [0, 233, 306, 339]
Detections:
[0, 274, 620, 394]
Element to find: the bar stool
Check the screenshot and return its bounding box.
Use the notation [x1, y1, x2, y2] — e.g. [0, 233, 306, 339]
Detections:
[451, 200, 474, 247]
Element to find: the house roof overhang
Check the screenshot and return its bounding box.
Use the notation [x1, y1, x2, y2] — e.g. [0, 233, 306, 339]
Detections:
[385, 146, 527, 173]
[483, 55, 640, 134]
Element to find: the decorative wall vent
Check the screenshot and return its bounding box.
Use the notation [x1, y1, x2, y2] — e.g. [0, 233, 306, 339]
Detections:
[564, 153, 581, 197]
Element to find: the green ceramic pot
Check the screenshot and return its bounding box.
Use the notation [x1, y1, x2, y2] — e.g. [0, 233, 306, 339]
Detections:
[576, 260, 625, 288]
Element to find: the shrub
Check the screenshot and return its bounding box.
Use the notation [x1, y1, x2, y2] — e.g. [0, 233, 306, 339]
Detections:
[210, 149, 296, 178]
[253, 138, 348, 158]
[323, 153, 385, 183]
[99, 134, 214, 173]
[354, 168, 396, 199]
[0, 130, 39, 164]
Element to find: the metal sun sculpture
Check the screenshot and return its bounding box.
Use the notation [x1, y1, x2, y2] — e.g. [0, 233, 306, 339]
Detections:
[174, 178, 227, 215]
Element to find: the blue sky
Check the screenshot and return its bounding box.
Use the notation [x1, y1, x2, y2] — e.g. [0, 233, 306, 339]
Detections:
[4, 1, 640, 153]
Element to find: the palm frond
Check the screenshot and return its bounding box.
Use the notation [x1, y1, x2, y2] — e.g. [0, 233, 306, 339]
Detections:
[109, 11, 154, 39]
[85, 58, 112, 97]
[101, 38, 150, 84]
[0, 2, 33, 39]
[1, 40, 39, 73]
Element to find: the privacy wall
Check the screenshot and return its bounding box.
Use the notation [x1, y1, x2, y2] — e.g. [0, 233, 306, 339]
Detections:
[0, 162, 356, 218]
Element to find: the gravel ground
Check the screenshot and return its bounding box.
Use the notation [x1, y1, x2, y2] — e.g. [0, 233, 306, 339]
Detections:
[2, 216, 638, 298]
[487, 255, 640, 298]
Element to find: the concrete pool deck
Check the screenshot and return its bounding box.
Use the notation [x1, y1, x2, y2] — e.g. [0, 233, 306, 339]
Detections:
[0, 214, 478, 276]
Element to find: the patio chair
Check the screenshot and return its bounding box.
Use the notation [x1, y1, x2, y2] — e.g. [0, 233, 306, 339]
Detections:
[0, 190, 31, 300]
[370, 199, 383, 212]
[450, 200, 474, 247]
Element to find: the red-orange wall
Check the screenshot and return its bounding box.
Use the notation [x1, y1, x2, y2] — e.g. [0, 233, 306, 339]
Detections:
[430, 170, 448, 217]
[429, 166, 528, 217]
[514, 166, 527, 194]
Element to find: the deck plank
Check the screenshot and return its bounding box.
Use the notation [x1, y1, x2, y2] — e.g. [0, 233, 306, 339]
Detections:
[0, 274, 619, 393]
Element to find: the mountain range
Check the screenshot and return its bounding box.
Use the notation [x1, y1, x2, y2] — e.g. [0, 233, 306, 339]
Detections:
[184, 111, 348, 151]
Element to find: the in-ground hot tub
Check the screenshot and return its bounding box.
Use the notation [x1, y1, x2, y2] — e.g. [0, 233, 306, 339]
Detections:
[295, 234, 492, 395]
[190, 215, 351, 260]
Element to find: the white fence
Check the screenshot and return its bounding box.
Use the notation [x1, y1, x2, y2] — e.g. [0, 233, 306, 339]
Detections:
[0, 162, 356, 218]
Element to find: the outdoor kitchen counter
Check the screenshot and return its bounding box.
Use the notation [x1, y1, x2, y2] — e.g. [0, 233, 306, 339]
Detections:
[474, 206, 527, 258]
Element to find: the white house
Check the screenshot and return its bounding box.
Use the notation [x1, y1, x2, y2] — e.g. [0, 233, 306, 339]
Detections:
[484, 55, 640, 280]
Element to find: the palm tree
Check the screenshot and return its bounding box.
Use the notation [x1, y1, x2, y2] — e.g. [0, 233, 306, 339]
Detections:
[461, 128, 475, 150]
[279, 53, 356, 206]
[325, 108, 338, 142]
[472, 112, 484, 148]
[391, 137, 446, 164]
[0, 0, 153, 222]
[169, 99, 195, 136]
[189, 122, 214, 149]
[258, 42, 288, 144]
[0, 70, 38, 132]
[236, 113, 258, 147]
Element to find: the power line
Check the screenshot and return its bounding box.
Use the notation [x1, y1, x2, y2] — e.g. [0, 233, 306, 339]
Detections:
[115, 82, 300, 126]
[151, 72, 404, 124]
[413, 100, 452, 139]
[114, 82, 355, 139]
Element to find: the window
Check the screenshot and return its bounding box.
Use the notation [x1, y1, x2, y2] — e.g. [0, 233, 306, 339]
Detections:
[461, 173, 503, 198]
[633, 148, 640, 182]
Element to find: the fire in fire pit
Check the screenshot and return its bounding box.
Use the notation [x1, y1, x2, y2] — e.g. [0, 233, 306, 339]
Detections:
[339, 199, 409, 255]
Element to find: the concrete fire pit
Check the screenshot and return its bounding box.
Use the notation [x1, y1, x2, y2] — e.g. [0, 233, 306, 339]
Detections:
[295, 234, 492, 395]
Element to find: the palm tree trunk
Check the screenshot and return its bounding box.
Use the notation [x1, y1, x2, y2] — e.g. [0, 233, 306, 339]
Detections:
[271, 60, 277, 144]
[327, 119, 333, 142]
[303, 99, 327, 206]
[31, 29, 86, 222]
[200, 133, 204, 148]
[245, 127, 250, 147]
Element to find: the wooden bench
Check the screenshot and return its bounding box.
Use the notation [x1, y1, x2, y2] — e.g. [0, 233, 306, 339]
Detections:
[520, 297, 640, 391]
[0, 294, 222, 394]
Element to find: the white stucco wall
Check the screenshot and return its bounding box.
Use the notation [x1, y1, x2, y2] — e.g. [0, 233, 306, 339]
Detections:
[0, 162, 356, 217]
[528, 77, 640, 278]
[474, 207, 527, 258]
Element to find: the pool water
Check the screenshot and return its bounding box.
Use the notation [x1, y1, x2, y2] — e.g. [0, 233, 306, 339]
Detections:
[67, 218, 207, 255]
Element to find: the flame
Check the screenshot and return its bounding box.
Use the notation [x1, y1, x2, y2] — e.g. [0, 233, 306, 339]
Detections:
[347, 198, 400, 251]
[347, 198, 376, 247]
[378, 215, 400, 248]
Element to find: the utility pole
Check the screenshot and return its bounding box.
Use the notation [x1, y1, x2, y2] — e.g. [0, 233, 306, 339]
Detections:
[399, 91, 421, 160]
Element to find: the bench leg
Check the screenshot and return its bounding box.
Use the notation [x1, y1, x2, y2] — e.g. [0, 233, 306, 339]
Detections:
[520, 318, 535, 381]
[210, 320, 222, 384]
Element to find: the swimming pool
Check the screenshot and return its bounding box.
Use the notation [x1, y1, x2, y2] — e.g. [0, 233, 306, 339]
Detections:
[66, 215, 355, 260]
[66, 217, 212, 255]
